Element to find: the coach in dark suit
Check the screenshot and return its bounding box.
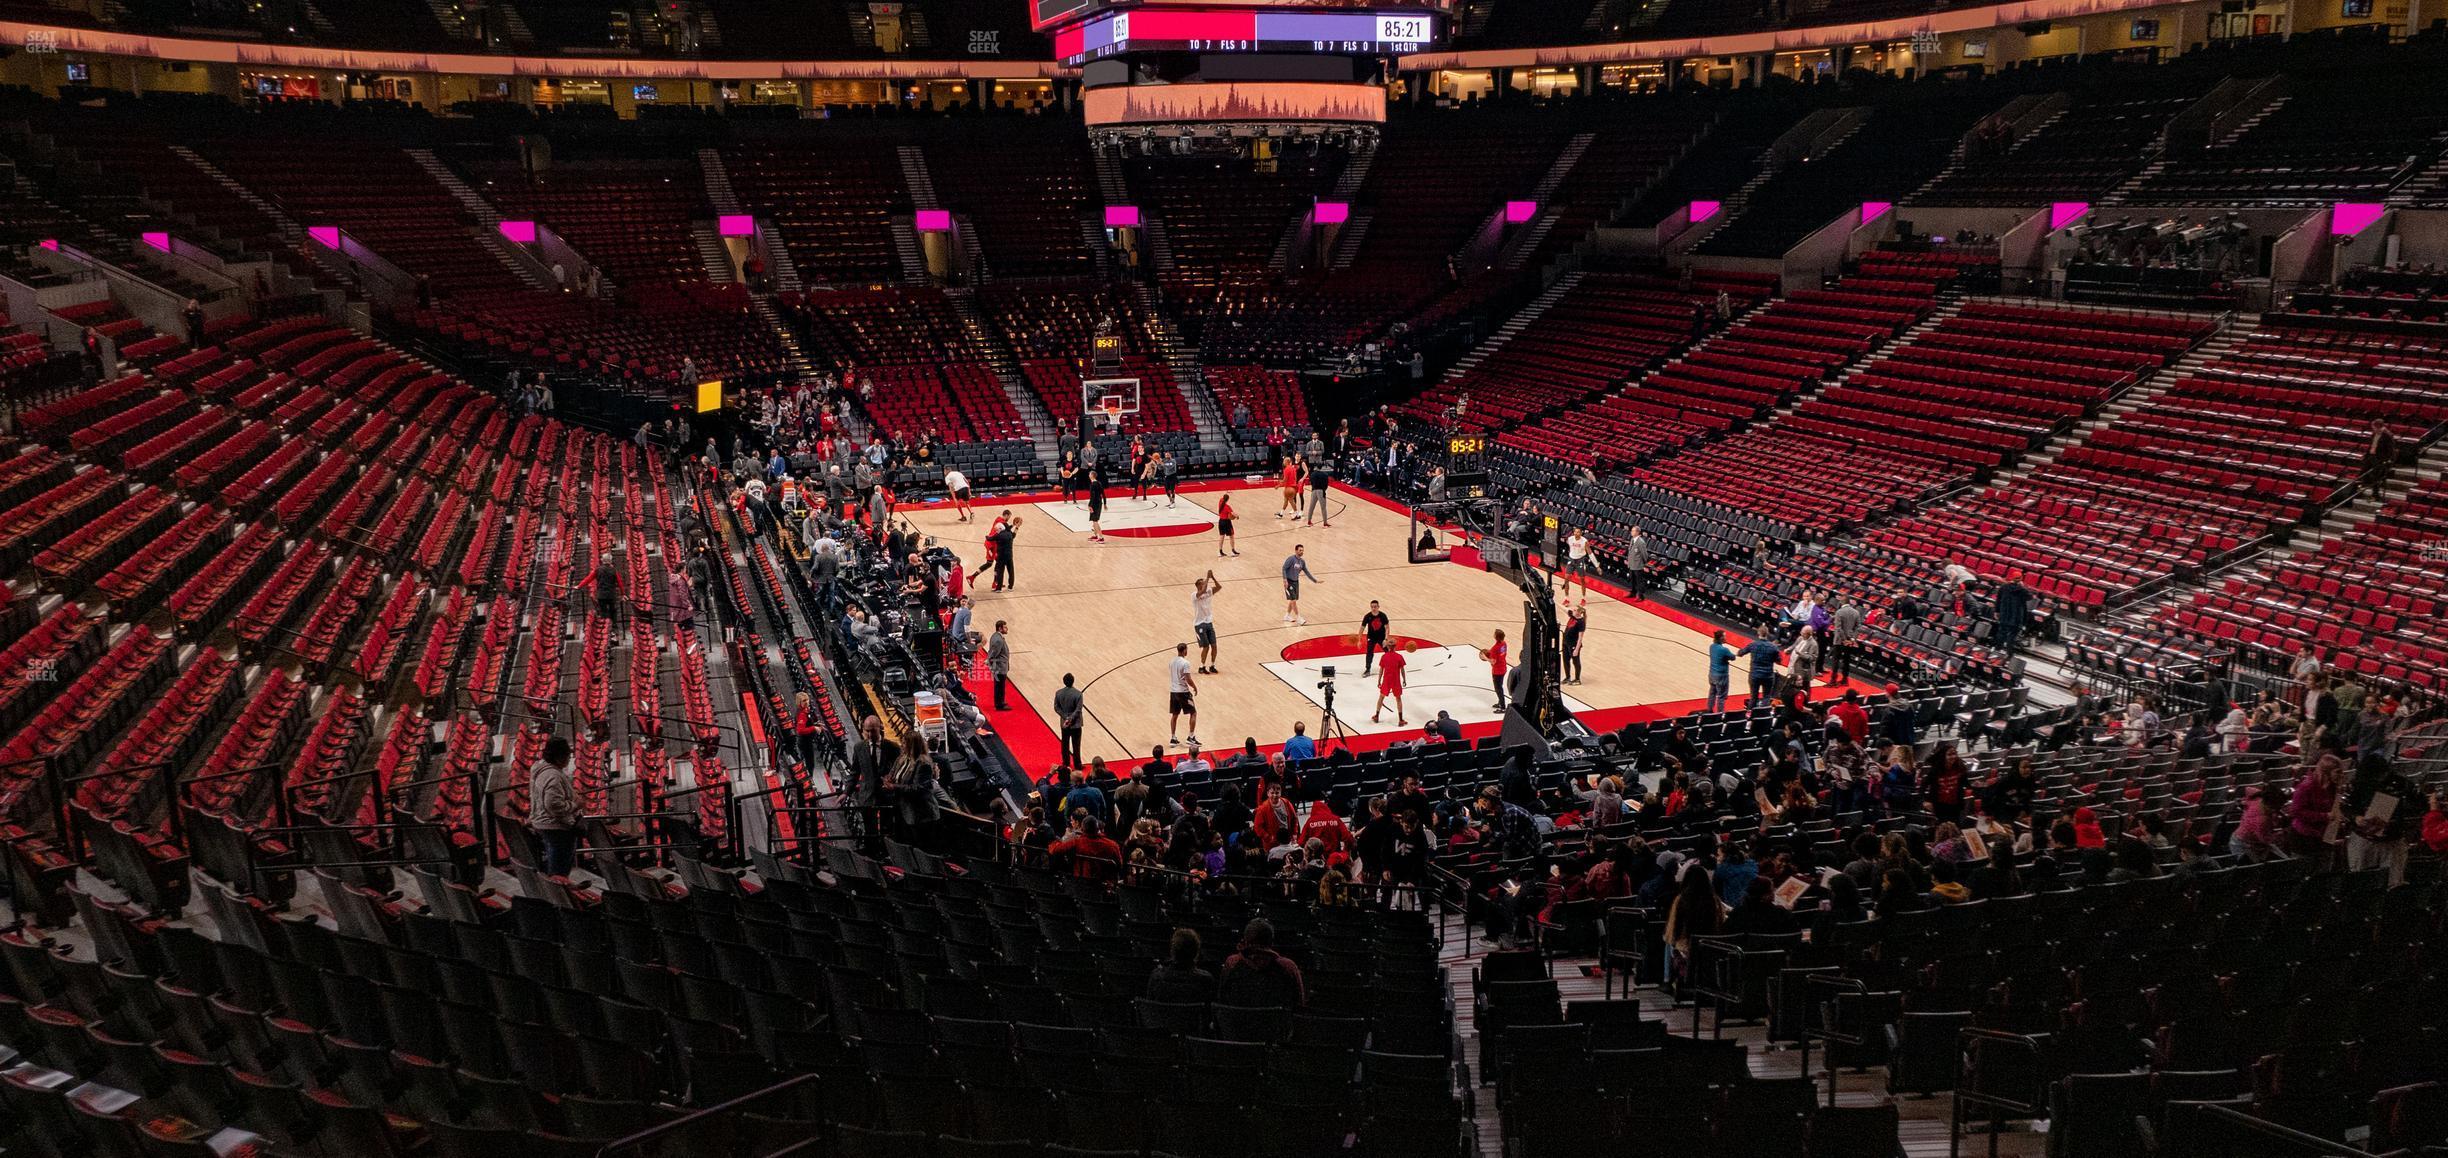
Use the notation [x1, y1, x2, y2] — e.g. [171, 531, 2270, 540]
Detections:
[843, 715, 899, 845]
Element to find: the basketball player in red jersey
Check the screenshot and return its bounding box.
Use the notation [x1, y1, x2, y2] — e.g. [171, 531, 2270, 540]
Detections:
[1371, 642, 1408, 725]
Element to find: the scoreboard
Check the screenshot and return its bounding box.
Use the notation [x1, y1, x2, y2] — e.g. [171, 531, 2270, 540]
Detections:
[1046, 0, 1443, 130]
[1036, 0, 1445, 31]
[1056, 8, 1435, 64]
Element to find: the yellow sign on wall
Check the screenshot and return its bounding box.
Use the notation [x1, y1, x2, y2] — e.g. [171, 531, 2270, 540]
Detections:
[696, 380, 724, 413]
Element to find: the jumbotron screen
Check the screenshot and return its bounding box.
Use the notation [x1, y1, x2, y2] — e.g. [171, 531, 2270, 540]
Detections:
[1055, 7, 1435, 65]
[1034, 0, 1446, 32]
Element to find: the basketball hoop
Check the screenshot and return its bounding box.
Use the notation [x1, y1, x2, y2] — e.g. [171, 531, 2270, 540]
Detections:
[1084, 376, 1141, 433]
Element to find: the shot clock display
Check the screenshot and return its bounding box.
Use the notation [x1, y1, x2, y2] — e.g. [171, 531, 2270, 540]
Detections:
[1445, 434, 1490, 498]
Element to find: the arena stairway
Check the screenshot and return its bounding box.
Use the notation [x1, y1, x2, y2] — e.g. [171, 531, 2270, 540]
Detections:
[404, 148, 559, 293]
[1132, 282, 1227, 449]
[945, 286, 1064, 461]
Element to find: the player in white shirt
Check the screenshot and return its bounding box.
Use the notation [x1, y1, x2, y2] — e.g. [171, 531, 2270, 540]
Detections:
[1562, 527, 1597, 597]
[1166, 641, 1198, 747]
[1192, 573, 1221, 674]
[943, 467, 973, 523]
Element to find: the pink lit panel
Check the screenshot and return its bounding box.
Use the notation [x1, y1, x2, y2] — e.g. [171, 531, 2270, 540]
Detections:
[38, 239, 58, 251]
[1105, 205, 1141, 228]
[308, 226, 342, 248]
[498, 220, 538, 244]
[2331, 203, 2386, 236]
[717, 214, 755, 238]
[1314, 201, 1349, 225]
[1689, 200, 1721, 224]
[1859, 201, 1891, 225]
[141, 231, 171, 252]
[2048, 202, 2090, 231]
[915, 209, 953, 231]
[1505, 200, 1538, 224]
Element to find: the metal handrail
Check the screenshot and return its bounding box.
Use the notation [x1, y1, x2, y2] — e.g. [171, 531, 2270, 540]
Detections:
[1950, 1027, 2048, 1158]
[2189, 1102, 2376, 1157]
[1798, 973, 1875, 1108]
[593, 1072, 823, 1158]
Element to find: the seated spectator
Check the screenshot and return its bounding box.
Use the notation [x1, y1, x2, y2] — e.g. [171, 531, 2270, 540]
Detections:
[2232, 777, 2286, 862]
[1713, 841, 1758, 907]
[1969, 852, 2024, 900]
[1841, 833, 1884, 892]
[2421, 791, 2448, 859]
[2287, 755, 2345, 859]
[1927, 859, 1972, 904]
[1819, 874, 1868, 923]
[2107, 839, 2159, 883]
[1146, 928, 1216, 1004]
[2071, 806, 2107, 849]
[1931, 822, 1975, 865]
[1724, 877, 1798, 935]
[1663, 863, 1724, 989]
[1877, 868, 1932, 917]
[1216, 919, 1306, 1008]
[1061, 769, 1108, 825]
[1048, 815, 1124, 881]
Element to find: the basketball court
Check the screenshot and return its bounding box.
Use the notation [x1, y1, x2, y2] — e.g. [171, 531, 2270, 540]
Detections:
[902, 480, 1820, 770]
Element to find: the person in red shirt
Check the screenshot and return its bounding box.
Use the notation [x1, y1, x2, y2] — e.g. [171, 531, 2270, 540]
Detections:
[1278, 457, 1302, 518]
[1215, 493, 1238, 557]
[1371, 642, 1408, 725]
[2421, 791, 2448, 857]
[1300, 798, 1352, 857]
[969, 510, 1008, 585]
[790, 692, 824, 772]
[2071, 805, 2106, 849]
[1828, 689, 1869, 744]
[1252, 781, 1297, 850]
[1048, 814, 1125, 882]
[1482, 629, 1510, 712]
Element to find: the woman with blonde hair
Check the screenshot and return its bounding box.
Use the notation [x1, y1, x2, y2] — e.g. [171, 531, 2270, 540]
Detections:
[1318, 861, 1353, 907]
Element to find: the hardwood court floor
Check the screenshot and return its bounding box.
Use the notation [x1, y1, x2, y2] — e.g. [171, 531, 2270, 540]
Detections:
[905, 482, 1788, 767]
